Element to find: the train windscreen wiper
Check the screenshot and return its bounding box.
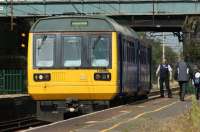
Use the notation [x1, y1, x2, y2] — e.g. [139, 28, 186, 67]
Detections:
[92, 36, 101, 50]
[37, 35, 47, 50]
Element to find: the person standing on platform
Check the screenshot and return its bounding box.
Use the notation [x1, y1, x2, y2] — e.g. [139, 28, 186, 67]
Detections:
[175, 57, 191, 101]
[156, 59, 173, 98]
[192, 65, 200, 100]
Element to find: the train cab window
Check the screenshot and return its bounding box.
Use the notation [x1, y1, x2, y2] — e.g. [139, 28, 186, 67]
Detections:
[90, 36, 110, 67]
[35, 35, 55, 67]
[63, 36, 82, 67]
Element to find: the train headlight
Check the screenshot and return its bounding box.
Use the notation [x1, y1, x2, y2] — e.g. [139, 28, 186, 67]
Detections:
[94, 73, 111, 81]
[34, 73, 51, 81]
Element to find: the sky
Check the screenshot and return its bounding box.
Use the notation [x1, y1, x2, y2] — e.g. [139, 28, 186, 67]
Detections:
[149, 32, 183, 53]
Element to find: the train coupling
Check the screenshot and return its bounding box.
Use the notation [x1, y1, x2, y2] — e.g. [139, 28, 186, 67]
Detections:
[65, 98, 82, 113]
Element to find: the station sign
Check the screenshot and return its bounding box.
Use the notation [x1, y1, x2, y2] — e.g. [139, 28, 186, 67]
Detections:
[71, 21, 88, 27]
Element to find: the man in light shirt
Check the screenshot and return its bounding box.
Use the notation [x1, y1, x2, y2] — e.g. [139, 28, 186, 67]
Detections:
[156, 59, 173, 98]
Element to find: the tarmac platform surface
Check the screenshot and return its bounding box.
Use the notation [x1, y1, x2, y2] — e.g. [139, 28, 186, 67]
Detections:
[25, 95, 193, 132]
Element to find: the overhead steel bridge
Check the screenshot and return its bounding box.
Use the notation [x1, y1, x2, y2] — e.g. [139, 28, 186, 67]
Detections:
[0, 0, 200, 16]
[0, 0, 200, 32]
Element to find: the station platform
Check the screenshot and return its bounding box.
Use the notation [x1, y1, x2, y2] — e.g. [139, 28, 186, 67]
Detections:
[25, 95, 193, 132]
[0, 94, 28, 99]
[0, 94, 36, 122]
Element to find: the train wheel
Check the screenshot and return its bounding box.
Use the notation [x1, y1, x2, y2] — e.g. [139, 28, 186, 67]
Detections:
[109, 98, 124, 107]
[138, 95, 148, 100]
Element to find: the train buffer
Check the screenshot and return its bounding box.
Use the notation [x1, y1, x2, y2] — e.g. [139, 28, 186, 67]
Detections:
[25, 94, 194, 132]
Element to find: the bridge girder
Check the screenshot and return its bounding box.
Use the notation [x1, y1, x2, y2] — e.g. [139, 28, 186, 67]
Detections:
[0, 1, 200, 32]
[0, 0, 200, 16]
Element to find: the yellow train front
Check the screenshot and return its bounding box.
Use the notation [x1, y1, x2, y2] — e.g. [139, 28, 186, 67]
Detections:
[28, 16, 151, 120]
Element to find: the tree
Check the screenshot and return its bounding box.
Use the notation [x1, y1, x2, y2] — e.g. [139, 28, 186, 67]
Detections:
[138, 33, 178, 82]
[150, 38, 178, 82]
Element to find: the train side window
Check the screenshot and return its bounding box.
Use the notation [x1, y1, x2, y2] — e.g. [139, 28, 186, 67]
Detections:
[133, 43, 135, 64]
[122, 39, 126, 62]
[130, 43, 132, 63]
[143, 49, 147, 64]
[145, 49, 147, 64]
[140, 50, 143, 64]
[126, 40, 129, 63]
[143, 50, 146, 64]
[127, 41, 130, 63]
[141, 49, 144, 64]
[131, 42, 134, 64]
[122, 43, 124, 62]
[129, 43, 132, 63]
[127, 43, 129, 63]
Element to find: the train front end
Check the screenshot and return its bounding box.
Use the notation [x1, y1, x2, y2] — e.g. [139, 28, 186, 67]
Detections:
[28, 16, 119, 101]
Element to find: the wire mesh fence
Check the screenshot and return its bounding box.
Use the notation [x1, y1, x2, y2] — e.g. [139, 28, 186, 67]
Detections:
[0, 69, 26, 94]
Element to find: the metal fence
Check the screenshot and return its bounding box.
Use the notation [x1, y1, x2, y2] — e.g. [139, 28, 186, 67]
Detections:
[0, 69, 26, 94]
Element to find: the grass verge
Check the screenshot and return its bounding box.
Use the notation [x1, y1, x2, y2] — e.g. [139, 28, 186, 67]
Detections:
[159, 96, 200, 132]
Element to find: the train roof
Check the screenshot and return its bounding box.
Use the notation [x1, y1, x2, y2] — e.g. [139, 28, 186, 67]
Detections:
[30, 15, 139, 39]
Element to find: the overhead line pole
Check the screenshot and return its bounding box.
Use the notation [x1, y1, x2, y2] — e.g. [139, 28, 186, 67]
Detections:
[10, 0, 13, 31]
[162, 32, 165, 62]
[152, 0, 155, 25]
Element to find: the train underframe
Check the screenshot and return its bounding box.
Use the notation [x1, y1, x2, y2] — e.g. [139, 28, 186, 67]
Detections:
[36, 90, 150, 122]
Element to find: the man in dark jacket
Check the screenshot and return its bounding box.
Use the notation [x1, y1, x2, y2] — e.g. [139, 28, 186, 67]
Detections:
[175, 58, 191, 101]
[156, 59, 172, 98]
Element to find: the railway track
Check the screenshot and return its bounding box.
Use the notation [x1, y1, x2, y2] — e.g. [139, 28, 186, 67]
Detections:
[149, 87, 179, 97]
[0, 87, 179, 132]
[0, 116, 49, 132]
[24, 87, 180, 132]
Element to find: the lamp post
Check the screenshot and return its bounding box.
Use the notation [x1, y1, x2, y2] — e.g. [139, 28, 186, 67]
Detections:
[10, 0, 13, 31]
[162, 32, 165, 62]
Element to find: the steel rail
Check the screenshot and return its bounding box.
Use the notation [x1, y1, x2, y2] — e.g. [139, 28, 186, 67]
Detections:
[0, 116, 49, 132]
[0, 87, 179, 131]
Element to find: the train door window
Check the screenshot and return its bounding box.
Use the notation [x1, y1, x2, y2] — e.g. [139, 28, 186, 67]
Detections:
[124, 40, 128, 63]
[63, 36, 82, 67]
[35, 35, 55, 67]
[122, 39, 126, 62]
[90, 36, 110, 67]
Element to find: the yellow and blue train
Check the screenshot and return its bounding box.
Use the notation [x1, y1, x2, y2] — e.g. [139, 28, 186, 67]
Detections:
[28, 15, 151, 120]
